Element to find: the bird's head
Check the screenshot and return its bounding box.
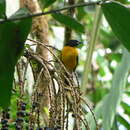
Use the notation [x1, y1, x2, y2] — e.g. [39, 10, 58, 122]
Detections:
[65, 40, 82, 47]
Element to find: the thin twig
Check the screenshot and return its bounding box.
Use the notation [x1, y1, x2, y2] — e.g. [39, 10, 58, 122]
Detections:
[27, 39, 60, 52]
[81, 5, 102, 94]
[66, 100, 69, 130]
[0, 1, 101, 24]
[76, 114, 90, 130]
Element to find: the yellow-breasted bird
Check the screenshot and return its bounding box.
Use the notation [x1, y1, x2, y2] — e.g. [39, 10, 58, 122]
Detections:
[60, 40, 82, 105]
[61, 40, 82, 73]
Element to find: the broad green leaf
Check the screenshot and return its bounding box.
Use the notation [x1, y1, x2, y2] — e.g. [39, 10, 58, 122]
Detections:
[117, 114, 130, 129]
[0, 0, 6, 18]
[102, 48, 130, 130]
[86, 96, 107, 130]
[39, 0, 56, 8]
[101, 1, 130, 52]
[0, 8, 32, 108]
[86, 48, 130, 130]
[52, 13, 84, 33]
[12, 8, 32, 59]
[121, 102, 130, 116]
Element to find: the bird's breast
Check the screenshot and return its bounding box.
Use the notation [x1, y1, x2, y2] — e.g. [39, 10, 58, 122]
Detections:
[61, 46, 78, 72]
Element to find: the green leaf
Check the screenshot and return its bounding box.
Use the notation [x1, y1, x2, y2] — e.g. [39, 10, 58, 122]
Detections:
[101, 1, 130, 52]
[125, 91, 130, 96]
[0, 0, 6, 18]
[12, 8, 32, 59]
[117, 114, 130, 129]
[52, 13, 84, 33]
[86, 48, 130, 130]
[39, 0, 56, 8]
[86, 96, 107, 130]
[102, 48, 130, 130]
[107, 53, 122, 62]
[121, 102, 130, 116]
[0, 8, 32, 108]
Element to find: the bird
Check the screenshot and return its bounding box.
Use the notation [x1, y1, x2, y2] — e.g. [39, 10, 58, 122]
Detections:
[60, 40, 82, 105]
[60, 39, 82, 87]
[61, 40, 82, 73]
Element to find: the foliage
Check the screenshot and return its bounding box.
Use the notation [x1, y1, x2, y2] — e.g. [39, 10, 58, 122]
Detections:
[0, 4, 32, 108]
[102, 1, 130, 52]
[0, 0, 130, 129]
[52, 13, 85, 33]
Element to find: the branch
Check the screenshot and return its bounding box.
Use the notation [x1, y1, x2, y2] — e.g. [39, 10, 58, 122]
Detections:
[81, 6, 102, 93]
[0, 1, 101, 24]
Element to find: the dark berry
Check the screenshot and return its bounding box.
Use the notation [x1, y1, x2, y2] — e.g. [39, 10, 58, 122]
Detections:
[44, 127, 55, 130]
[36, 128, 43, 130]
[5, 113, 10, 119]
[2, 124, 9, 127]
[25, 112, 29, 116]
[15, 125, 22, 129]
[21, 102, 26, 106]
[55, 126, 61, 130]
[17, 111, 25, 117]
[25, 119, 29, 123]
[1, 119, 8, 124]
[16, 118, 24, 123]
[25, 125, 29, 129]
[21, 105, 26, 110]
[5, 108, 10, 111]
[1, 128, 8, 130]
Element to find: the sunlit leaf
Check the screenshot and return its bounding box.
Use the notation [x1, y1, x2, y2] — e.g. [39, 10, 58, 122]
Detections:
[121, 102, 130, 116]
[102, 49, 130, 130]
[101, 1, 130, 52]
[86, 49, 130, 130]
[117, 114, 130, 129]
